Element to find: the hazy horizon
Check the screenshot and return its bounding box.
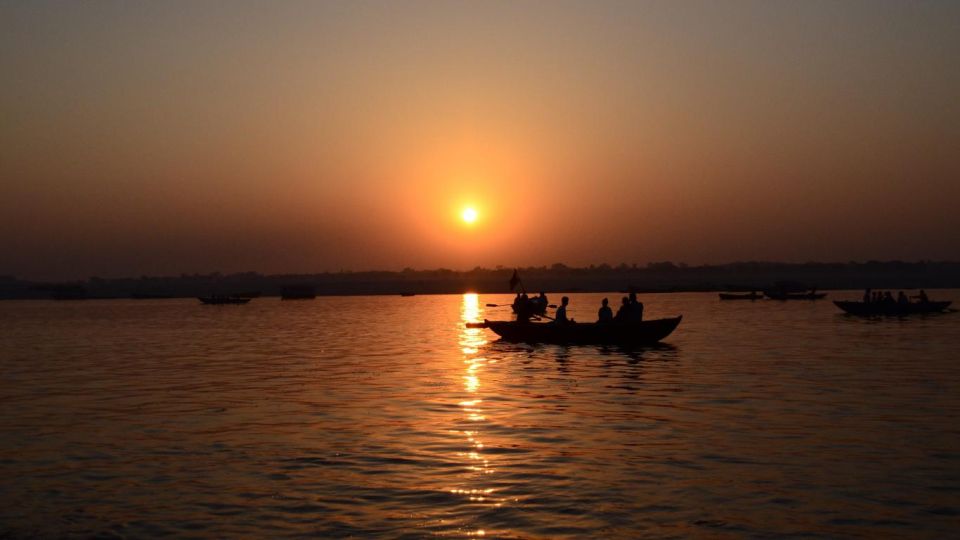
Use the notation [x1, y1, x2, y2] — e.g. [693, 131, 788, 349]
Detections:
[3, 1, 959, 281]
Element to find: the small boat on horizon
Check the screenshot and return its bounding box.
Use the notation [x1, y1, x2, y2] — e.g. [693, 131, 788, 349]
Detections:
[467, 316, 682, 345]
[834, 300, 951, 316]
[198, 295, 251, 305]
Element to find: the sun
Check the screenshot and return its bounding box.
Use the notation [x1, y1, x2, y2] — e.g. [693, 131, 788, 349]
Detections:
[461, 207, 478, 224]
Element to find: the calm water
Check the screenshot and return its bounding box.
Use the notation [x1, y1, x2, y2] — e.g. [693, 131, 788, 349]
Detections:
[1, 292, 958, 538]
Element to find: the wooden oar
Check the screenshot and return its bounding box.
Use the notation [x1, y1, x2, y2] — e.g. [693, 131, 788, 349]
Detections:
[486, 303, 558, 308]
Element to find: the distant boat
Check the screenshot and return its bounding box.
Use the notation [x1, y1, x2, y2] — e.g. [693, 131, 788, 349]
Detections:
[467, 316, 682, 345]
[280, 285, 316, 300]
[198, 295, 250, 305]
[719, 292, 763, 300]
[834, 300, 951, 316]
[765, 291, 827, 300]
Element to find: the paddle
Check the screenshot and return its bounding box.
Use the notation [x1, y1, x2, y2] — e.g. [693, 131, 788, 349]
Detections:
[486, 303, 558, 308]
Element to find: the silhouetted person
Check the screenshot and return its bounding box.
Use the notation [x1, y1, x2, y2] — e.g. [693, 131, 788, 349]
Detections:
[597, 298, 613, 323]
[555, 296, 571, 324]
[615, 297, 630, 321]
[897, 291, 909, 305]
[628, 291, 644, 321]
[537, 292, 549, 309]
[515, 293, 534, 322]
[863, 288, 872, 303]
[883, 291, 894, 304]
[917, 290, 929, 304]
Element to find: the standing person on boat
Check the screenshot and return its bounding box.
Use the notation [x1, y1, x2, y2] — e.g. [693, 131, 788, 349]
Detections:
[916, 290, 930, 304]
[555, 296, 571, 324]
[863, 289, 872, 303]
[597, 298, 613, 323]
[628, 292, 644, 321]
[897, 291, 909, 305]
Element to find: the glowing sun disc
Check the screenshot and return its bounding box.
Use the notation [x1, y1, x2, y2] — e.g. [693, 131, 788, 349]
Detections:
[462, 207, 478, 223]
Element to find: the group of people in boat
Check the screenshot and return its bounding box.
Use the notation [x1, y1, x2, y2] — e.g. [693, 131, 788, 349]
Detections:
[862, 288, 929, 305]
[517, 291, 645, 324]
[512, 292, 549, 320]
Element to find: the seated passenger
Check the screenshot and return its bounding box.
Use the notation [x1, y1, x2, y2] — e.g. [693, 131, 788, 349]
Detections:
[515, 293, 533, 322]
[918, 289, 929, 304]
[862, 288, 872, 303]
[597, 298, 613, 323]
[614, 297, 630, 321]
[555, 296, 571, 324]
[897, 291, 909, 305]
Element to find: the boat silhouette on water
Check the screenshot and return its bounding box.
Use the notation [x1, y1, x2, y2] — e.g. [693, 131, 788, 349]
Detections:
[833, 300, 951, 316]
[198, 295, 251, 305]
[467, 316, 682, 345]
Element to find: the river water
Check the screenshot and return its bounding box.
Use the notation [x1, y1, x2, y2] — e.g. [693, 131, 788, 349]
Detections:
[1, 292, 958, 538]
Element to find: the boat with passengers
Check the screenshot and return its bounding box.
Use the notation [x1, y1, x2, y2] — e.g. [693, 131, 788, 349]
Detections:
[834, 300, 951, 316]
[467, 316, 682, 345]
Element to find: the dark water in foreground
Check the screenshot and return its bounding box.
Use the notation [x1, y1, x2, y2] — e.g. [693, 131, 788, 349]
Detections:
[1, 292, 958, 539]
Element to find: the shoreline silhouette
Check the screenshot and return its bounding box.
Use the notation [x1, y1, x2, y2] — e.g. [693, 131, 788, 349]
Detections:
[3, 260, 959, 300]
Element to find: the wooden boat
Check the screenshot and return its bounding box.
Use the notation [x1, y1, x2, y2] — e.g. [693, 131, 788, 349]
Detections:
[719, 292, 763, 300]
[834, 300, 951, 316]
[764, 291, 827, 300]
[467, 316, 682, 345]
[198, 295, 250, 305]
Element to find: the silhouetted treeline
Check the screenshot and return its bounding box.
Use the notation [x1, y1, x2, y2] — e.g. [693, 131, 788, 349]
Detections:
[2, 260, 959, 300]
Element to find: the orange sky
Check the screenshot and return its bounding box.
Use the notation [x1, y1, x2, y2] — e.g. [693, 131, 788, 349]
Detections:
[1, 1, 958, 279]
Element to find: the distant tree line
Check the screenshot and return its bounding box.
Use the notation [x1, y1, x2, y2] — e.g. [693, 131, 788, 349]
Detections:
[1, 260, 958, 299]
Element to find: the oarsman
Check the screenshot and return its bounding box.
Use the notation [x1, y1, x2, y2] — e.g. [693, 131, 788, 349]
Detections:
[555, 296, 571, 324]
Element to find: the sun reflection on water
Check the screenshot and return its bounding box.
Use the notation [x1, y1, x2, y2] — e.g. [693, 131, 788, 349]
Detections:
[449, 292, 505, 527]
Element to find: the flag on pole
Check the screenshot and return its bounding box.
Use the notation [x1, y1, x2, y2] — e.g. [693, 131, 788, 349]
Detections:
[509, 269, 520, 291]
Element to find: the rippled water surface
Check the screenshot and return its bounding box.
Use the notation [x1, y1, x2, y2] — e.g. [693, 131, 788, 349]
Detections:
[1, 292, 959, 538]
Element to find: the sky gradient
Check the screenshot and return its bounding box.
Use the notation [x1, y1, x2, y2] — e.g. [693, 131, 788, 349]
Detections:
[2, 1, 959, 280]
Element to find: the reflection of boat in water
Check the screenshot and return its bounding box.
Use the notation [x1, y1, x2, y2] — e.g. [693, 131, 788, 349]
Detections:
[198, 295, 251, 305]
[468, 316, 682, 345]
[834, 300, 951, 316]
[719, 292, 763, 300]
[765, 291, 827, 300]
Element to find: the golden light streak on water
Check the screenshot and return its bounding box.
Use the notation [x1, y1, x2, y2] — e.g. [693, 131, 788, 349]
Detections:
[447, 292, 501, 524]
